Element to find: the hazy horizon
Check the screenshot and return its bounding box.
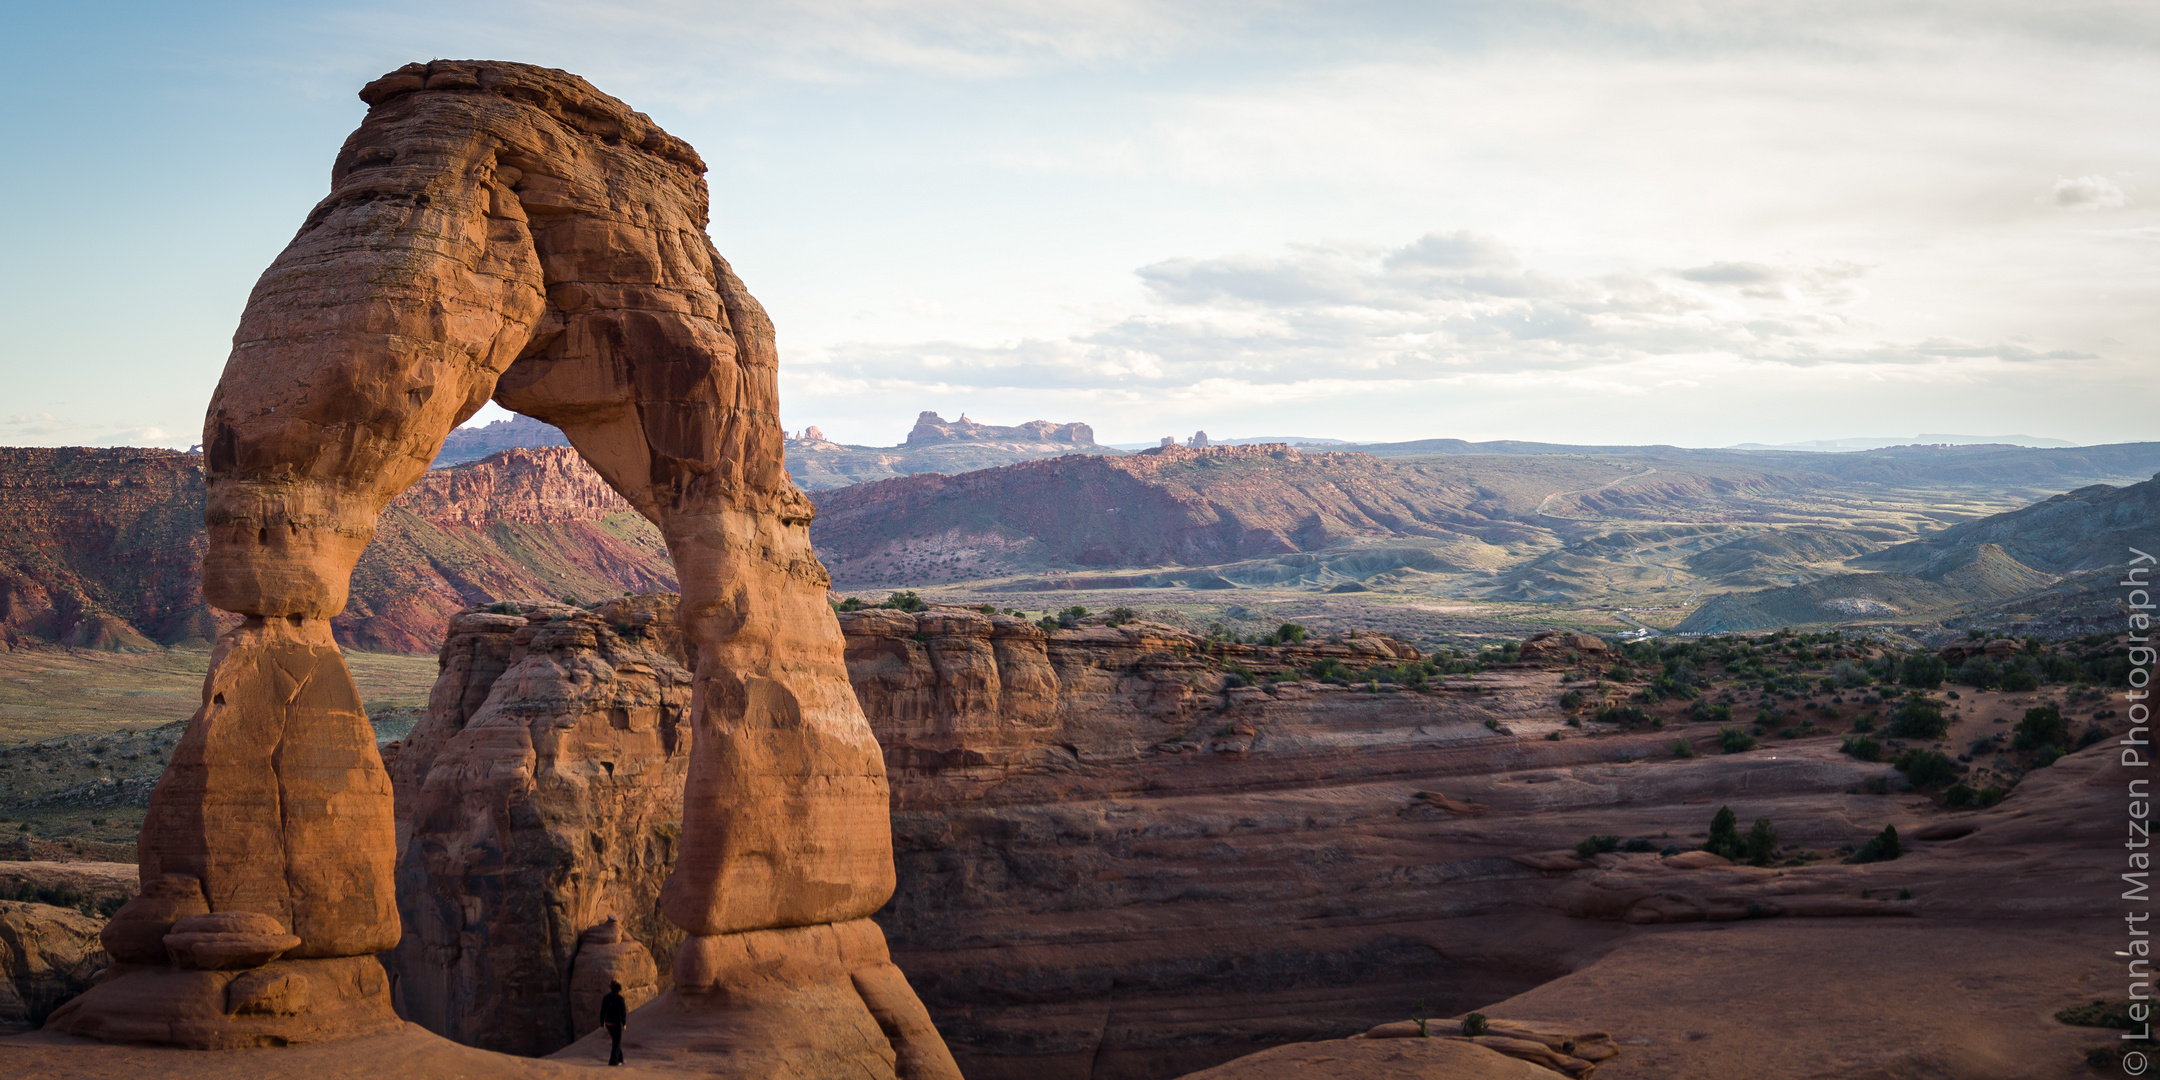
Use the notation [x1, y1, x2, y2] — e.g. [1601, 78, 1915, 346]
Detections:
[4, 2, 2153, 451]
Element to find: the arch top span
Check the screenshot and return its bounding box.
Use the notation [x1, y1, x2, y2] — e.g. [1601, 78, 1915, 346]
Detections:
[50, 62, 953, 1076]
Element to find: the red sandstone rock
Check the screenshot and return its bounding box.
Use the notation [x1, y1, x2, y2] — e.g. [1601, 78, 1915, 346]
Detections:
[163, 912, 302, 971]
[98, 873, 208, 965]
[566, 918, 659, 1041]
[0, 901, 108, 1034]
[54, 59, 944, 1068]
[1515, 631, 1609, 666]
[390, 599, 691, 1055]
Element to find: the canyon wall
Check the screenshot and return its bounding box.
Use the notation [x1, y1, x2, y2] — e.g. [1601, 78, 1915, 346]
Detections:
[375, 594, 2126, 1078]
[0, 446, 675, 655]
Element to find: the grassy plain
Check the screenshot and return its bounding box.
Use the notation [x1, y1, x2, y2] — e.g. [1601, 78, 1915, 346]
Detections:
[0, 645, 440, 745]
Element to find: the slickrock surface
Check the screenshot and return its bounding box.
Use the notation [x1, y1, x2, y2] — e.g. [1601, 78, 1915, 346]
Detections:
[41, 57, 950, 1073]
[838, 610, 2119, 1079]
[1177, 1038, 1572, 1080]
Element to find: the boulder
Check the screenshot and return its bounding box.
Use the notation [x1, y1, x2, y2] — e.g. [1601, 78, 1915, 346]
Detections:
[98, 873, 208, 964]
[163, 911, 302, 971]
[0, 900, 108, 1033]
[1517, 631, 1610, 666]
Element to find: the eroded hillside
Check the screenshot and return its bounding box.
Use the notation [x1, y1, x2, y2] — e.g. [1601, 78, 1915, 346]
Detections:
[0, 447, 675, 653]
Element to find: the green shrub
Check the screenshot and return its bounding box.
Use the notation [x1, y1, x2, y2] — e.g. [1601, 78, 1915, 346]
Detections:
[1850, 715, 1876, 733]
[1574, 834, 1621, 858]
[835, 596, 867, 612]
[1671, 738, 1694, 758]
[1105, 606, 1137, 627]
[1955, 656, 1998, 689]
[1900, 654, 1947, 689]
[2057, 999, 2141, 1029]
[1560, 689, 1585, 711]
[1944, 782, 1976, 807]
[1848, 825, 1902, 863]
[1687, 700, 1732, 723]
[1840, 735, 1884, 762]
[2013, 705, 2067, 751]
[1462, 1013, 1489, 1037]
[1275, 623, 1308, 644]
[1704, 806, 1741, 859]
[1718, 726, 1757, 753]
[1745, 818, 1778, 866]
[1596, 705, 1658, 730]
[1893, 748, 1958, 788]
[1887, 696, 1949, 740]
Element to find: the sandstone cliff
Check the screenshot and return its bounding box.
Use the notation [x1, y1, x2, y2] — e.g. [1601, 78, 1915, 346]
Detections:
[0, 448, 213, 652]
[347, 595, 2138, 1078]
[0, 447, 675, 654]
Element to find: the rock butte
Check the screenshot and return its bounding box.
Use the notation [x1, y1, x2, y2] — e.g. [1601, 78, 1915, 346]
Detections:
[36, 58, 958, 1078]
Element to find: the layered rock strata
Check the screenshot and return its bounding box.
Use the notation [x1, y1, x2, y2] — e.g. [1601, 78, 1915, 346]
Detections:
[51, 59, 951, 1074]
[362, 598, 2128, 1078]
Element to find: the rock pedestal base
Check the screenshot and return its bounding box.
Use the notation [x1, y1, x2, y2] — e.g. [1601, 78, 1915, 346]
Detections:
[44, 956, 400, 1049]
[550, 919, 959, 1080]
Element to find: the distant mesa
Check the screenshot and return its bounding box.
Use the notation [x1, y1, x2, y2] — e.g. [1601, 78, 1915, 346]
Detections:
[1731, 433, 2077, 453]
[905, 411, 1098, 447]
[432, 414, 570, 467]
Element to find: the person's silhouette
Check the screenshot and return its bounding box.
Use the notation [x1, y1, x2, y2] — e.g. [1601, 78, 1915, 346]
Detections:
[601, 979, 628, 1066]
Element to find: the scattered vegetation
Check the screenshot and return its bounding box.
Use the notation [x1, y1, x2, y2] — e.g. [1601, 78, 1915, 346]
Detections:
[1574, 834, 1621, 858]
[1848, 825, 1902, 864]
[1893, 748, 1958, 789]
[1744, 817, 1778, 866]
[1703, 806, 1742, 860]
[1886, 695, 1950, 740]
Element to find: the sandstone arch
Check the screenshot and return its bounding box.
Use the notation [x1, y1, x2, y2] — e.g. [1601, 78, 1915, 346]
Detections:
[49, 60, 955, 1077]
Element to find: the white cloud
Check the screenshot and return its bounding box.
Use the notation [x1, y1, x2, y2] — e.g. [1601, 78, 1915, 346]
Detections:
[2042, 174, 2130, 210]
[788, 230, 2099, 416]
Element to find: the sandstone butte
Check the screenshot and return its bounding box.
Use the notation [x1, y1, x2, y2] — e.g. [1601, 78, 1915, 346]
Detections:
[10, 59, 960, 1079]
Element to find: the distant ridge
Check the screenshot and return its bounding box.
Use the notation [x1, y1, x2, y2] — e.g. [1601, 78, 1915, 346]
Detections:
[433, 414, 570, 467]
[1728, 433, 2077, 452]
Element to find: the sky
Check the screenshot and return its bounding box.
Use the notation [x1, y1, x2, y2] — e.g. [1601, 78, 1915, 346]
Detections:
[2, 1, 2155, 450]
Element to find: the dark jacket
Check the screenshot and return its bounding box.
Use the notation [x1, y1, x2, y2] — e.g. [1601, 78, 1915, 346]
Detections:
[600, 990, 627, 1026]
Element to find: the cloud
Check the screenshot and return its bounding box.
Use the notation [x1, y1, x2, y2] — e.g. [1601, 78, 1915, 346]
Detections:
[2042, 174, 2129, 210]
[789, 229, 2088, 406]
[1383, 230, 1518, 271]
[1676, 261, 1783, 285]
